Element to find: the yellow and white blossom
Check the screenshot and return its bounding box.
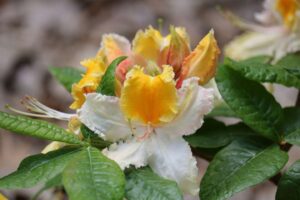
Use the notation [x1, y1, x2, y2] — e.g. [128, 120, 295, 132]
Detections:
[78, 71, 214, 195]
[75, 26, 219, 196]
[10, 26, 220, 196]
[225, 0, 300, 62]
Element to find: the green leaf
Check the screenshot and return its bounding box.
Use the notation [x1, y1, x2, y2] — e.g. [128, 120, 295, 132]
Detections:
[0, 111, 85, 145]
[277, 53, 300, 67]
[276, 53, 300, 78]
[216, 64, 282, 141]
[281, 107, 300, 146]
[43, 173, 62, 188]
[81, 125, 111, 149]
[125, 167, 183, 200]
[225, 58, 300, 88]
[96, 56, 127, 96]
[200, 138, 288, 200]
[49, 67, 83, 92]
[207, 103, 237, 117]
[0, 146, 81, 189]
[62, 147, 125, 200]
[185, 119, 256, 148]
[276, 160, 300, 200]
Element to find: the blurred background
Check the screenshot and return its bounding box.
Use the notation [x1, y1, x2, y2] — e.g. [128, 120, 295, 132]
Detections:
[0, 0, 299, 199]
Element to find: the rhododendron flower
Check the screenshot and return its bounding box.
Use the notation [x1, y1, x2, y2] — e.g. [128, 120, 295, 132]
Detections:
[70, 26, 220, 109]
[75, 26, 219, 196]
[79, 67, 214, 196]
[11, 26, 220, 196]
[225, 0, 300, 62]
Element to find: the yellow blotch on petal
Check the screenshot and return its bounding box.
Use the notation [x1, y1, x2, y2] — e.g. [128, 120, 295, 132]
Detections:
[179, 30, 220, 85]
[120, 65, 178, 125]
[70, 58, 106, 109]
[132, 26, 163, 62]
[275, 0, 299, 29]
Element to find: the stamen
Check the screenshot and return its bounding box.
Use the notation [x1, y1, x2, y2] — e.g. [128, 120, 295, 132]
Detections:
[5, 96, 76, 121]
[5, 104, 56, 118]
[21, 96, 75, 120]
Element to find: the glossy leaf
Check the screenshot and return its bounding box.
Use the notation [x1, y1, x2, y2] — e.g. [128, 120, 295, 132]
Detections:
[62, 147, 125, 200]
[225, 58, 300, 88]
[185, 119, 256, 148]
[0, 146, 81, 189]
[49, 67, 83, 92]
[216, 64, 282, 141]
[96, 56, 127, 96]
[276, 160, 300, 200]
[200, 138, 288, 200]
[125, 167, 183, 200]
[0, 111, 84, 145]
[281, 107, 300, 146]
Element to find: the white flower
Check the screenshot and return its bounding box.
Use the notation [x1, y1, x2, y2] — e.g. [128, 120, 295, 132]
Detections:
[225, 0, 300, 62]
[78, 71, 214, 196]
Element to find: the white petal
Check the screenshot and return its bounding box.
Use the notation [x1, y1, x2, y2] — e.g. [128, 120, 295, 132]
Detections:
[78, 93, 132, 142]
[103, 137, 148, 169]
[225, 30, 286, 61]
[273, 33, 300, 62]
[157, 78, 214, 136]
[205, 78, 223, 106]
[147, 132, 200, 196]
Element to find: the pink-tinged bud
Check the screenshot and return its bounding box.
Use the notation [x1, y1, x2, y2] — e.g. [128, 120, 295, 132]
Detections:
[159, 27, 190, 78]
[115, 58, 133, 84]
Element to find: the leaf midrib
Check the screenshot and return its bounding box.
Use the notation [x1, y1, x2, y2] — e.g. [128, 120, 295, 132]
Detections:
[205, 144, 276, 198]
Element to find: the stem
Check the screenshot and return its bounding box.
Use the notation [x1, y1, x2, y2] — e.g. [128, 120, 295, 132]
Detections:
[269, 90, 300, 185]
